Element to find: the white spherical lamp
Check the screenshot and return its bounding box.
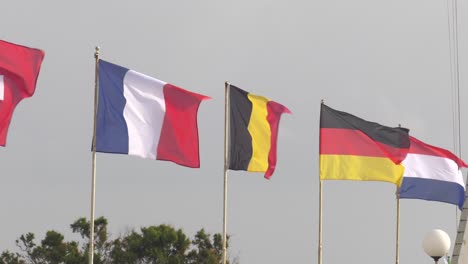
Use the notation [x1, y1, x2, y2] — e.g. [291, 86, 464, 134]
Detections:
[422, 229, 451, 263]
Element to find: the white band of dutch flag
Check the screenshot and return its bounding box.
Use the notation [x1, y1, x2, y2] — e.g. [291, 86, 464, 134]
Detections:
[0, 75, 4, 101]
[400, 136, 467, 209]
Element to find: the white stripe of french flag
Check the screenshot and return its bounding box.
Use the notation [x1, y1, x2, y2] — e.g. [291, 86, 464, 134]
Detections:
[95, 60, 210, 168]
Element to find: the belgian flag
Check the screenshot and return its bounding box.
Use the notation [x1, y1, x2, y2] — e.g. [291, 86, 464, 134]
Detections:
[228, 85, 291, 179]
[320, 103, 410, 185]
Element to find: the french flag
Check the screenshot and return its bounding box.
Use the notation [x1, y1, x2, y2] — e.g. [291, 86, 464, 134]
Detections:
[0, 40, 44, 146]
[400, 136, 467, 209]
[95, 60, 210, 168]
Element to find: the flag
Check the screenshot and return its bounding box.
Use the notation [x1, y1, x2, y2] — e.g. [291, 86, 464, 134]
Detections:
[400, 136, 467, 209]
[320, 103, 410, 185]
[228, 84, 291, 179]
[0, 40, 45, 146]
[95, 60, 210, 168]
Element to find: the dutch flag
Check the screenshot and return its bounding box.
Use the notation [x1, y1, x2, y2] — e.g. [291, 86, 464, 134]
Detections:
[400, 136, 467, 209]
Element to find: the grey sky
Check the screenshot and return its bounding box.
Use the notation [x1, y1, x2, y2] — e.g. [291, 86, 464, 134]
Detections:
[1, 0, 466, 263]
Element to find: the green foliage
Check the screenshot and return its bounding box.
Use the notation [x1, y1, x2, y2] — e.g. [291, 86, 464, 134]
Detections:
[70, 217, 110, 263]
[186, 229, 226, 264]
[0, 217, 234, 264]
[0, 251, 25, 264]
[110, 225, 190, 263]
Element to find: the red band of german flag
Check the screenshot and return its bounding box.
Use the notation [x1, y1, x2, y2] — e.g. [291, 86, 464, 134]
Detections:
[319, 104, 409, 185]
[228, 85, 290, 179]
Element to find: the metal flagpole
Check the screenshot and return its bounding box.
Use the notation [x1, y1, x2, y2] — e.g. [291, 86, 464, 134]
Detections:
[450, 0, 466, 261]
[395, 188, 400, 264]
[318, 100, 324, 264]
[222, 81, 230, 264]
[318, 180, 323, 264]
[89, 46, 100, 264]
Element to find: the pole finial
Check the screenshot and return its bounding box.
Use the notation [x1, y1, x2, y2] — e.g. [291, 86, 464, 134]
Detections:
[94, 46, 100, 59]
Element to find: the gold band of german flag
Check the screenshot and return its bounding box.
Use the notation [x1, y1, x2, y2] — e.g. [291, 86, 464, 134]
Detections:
[320, 104, 409, 185]
[228, 85, 291, 179]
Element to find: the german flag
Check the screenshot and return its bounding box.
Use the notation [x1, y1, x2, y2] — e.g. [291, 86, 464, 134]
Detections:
[228, 85, 291, 179]
[320, 104, 410, 185]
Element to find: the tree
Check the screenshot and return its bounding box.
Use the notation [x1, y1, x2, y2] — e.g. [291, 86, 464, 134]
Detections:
[110, 224, 190, 264]
[12, 231, 85, 264]
[70, 217, 110, 263]
[186, 229, 225, 264]
[0, 251, 24, 264]
[0, 217, 235, 264]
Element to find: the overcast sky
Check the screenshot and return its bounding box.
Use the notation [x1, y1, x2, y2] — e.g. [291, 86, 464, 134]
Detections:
[1, 1, 467, 263]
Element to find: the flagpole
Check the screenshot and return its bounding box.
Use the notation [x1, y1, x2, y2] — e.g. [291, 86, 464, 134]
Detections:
[395, 124, 401, 264]
[395, 188, 400, 264]
[89, 46, 100, 264]
[318, 100, 323, 264]
[222, 81, 230, 264]
[318, 180, 323, 264]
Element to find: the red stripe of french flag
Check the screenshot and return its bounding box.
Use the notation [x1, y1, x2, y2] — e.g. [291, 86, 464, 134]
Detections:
[121, 69, 210, 168]
[0, 40, 45, 146]
[157, 84, 210, 167]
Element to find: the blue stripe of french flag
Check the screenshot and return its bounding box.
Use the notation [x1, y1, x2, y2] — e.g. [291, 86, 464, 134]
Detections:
[400, 136, 467, 209]
[95, 60, 210, 168]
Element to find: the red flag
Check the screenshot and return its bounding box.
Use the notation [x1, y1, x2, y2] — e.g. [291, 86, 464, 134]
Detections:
[0, 40, 45, 146]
